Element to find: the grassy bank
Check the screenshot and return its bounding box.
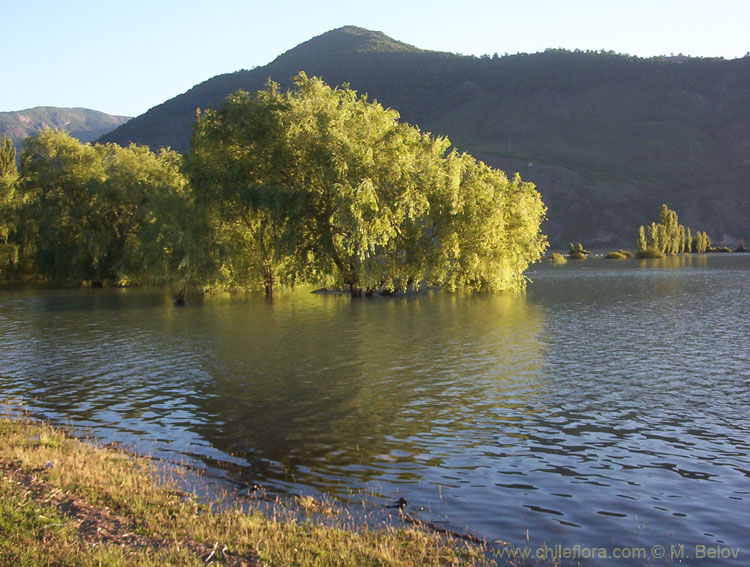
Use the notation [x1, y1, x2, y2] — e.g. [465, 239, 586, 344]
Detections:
[0, 412, 494, 567]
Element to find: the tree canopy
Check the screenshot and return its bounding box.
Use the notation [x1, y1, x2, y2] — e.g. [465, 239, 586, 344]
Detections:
[5, 76, 547, 297]
[0, 136, 18, 241]
[636, 204, 711, 257]
[0, 136, 19, 273]
[17, 130, 200, 287]
[186, 73, 548, 296]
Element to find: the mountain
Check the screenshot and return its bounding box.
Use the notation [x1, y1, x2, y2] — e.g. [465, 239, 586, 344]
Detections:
[1, 107, 130, 149]
[99, 26, 750, 247]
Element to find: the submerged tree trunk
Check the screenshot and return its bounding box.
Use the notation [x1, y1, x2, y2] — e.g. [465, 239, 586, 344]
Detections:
[344, 258, 362, 298]
[349, 283, 362, 298]
[263, 262, 274, 298]
[174, 282, 187, 306]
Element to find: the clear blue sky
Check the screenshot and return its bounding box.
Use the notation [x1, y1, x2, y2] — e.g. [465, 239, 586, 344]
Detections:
[4, 0, 749, 117]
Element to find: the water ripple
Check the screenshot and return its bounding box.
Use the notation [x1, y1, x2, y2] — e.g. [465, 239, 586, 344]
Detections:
[1, 256, 749, 562]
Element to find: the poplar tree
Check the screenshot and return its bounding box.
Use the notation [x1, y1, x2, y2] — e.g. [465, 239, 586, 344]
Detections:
[638, 204, 698, 257]
[637, 226, 647, 252]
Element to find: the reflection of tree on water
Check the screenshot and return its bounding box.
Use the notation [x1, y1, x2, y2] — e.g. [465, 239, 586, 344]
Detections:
[637, 253, 708, 271]
[185, 291, 546, 494]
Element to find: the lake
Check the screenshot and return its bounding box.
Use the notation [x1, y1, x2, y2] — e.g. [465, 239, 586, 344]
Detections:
[1, 254, 748, 565]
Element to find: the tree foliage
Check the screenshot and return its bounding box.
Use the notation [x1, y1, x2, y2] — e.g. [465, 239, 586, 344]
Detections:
[636, 204, 711, 257]
[0, 136, 18, 240]
[187, 73, 548, 296]
[17, 130, 197, 286]
[0, 136, 20, 272]
[7, 77, 548, 297]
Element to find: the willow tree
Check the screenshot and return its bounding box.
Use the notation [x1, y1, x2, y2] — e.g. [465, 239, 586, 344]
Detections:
[424, 151, 547, 291]
[19, 130, 194, 286]
[0, 136, 19, 273]
[0, 136, 17, 210]
[186, 84, 303, 296]
[187, 73, 547, 296]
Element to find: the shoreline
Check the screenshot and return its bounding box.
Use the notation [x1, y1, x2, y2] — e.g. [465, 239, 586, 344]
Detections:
[0, 412, 495, 566]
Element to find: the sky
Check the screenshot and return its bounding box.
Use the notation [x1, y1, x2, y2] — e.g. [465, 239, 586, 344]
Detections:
[4, 0, 749, 117]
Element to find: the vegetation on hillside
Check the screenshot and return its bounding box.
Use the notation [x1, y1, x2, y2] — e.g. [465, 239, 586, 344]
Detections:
[1, 75, 548, 297]
[98, 26, 750, 246]
[0, 107, 130, 149]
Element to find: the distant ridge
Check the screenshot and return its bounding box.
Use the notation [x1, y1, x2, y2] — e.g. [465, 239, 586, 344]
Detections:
[98, 26, 750, 246]
[1, 107, 130, 148]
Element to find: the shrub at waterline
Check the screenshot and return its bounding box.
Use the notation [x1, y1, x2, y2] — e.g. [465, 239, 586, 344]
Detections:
[605, 249, 632, 259]
[549, 252, 568, 264]
[566, 242, 589, 260]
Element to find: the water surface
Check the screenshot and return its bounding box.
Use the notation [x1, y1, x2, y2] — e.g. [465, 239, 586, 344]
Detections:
[1, 254, 748, 564]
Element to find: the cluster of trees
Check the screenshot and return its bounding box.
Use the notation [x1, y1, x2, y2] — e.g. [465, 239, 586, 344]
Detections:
[636, 204, 710, 257]
[0, 74, 548, 298]
[0, 130, 208, 289]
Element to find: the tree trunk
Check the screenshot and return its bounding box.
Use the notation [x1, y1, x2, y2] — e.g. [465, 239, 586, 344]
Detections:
[174, 282, 187, 306]
[263, 263, 274, 298]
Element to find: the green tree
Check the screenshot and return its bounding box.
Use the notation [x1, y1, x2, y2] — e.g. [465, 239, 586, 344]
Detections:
[186, 84, 303, 296]
[0, 136, 20, 274]
[19, 130, 191, 285]
[678, 224, 686, 254]
[693, 231, 712, 254]
[637, 225, 647, 252]
[136, 149, 217, 300]
[187, 73, 547, 296]
[646, 222, 658, 251]
[638, 204, 694, 257]
[18, 130, 103, 282]
[0, 136, 18, 239]
[423, 153, 547, 290]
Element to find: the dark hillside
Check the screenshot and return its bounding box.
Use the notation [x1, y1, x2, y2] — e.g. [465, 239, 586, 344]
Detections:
[99, 27, 750, 246]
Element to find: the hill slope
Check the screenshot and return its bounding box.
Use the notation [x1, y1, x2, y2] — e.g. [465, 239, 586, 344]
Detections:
[1, 107, 130, 148]
[99, 26, 750, 246]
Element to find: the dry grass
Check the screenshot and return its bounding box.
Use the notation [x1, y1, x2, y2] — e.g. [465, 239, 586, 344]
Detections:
[0, 407, 495, 567]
